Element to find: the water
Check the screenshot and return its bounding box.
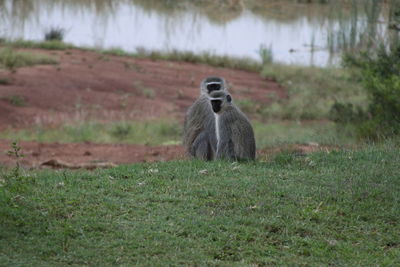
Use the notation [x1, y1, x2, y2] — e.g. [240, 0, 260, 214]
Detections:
[0, 0, 391, 66]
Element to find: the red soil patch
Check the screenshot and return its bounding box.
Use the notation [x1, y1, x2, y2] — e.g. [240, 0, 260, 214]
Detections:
[0, 48, 287, 168]
[0, 141, 185, 169]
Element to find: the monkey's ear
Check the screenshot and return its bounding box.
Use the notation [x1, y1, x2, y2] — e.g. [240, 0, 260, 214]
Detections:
[226, 95, 232, 103]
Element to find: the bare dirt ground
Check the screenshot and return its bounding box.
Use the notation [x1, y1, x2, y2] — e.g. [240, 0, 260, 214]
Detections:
[0, 47, 321, 168]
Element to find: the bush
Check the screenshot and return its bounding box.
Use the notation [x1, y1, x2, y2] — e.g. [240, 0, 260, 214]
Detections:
[44, 27, 65, 41]
[331, 44, 400, 139]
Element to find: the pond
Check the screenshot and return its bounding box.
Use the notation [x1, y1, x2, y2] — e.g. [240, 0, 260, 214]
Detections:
[0, 0, 392, 66]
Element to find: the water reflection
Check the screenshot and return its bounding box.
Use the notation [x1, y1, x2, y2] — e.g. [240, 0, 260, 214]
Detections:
[0, 0, 392, 66]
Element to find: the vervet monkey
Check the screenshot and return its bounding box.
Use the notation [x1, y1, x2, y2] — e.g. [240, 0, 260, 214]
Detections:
[183, 77, 228, 160]
[208, 90, 256, 161]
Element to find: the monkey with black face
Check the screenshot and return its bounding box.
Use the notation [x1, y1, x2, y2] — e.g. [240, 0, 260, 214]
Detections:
[183, 77, 228, 160]
[208, 90, 256, 161]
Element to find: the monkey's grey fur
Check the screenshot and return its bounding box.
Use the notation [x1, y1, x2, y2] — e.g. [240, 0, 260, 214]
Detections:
[183, 77, 228, 160]
[209, 90, 256, 161]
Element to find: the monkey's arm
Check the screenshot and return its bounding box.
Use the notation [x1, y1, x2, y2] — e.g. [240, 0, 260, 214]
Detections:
[231, 119, 256, 161]
[216, 139, 235, 160]
[191, 131, 214, 161]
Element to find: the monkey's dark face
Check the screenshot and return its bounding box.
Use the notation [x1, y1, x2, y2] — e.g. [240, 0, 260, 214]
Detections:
[210, 94, 232, 113]
[206, 82, 222, 93]
[211, 99, 222, 113]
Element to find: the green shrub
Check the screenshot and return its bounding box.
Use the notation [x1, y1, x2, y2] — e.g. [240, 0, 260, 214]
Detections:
[44, 27, 65, 41]
[258, 44, 273, 65]
[329, 102, 366, 124]
[332, 45, 400, 139]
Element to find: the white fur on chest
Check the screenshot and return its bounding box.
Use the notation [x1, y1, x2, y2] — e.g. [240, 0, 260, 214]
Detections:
[214, 113, 220, 145]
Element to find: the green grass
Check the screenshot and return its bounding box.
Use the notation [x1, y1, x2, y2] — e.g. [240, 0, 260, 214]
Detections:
[261, 63, 366, 120]
[253, 120, 356, 147]
[2, 39, 75, 50]
[1, 142, 399, 265]
[101, 47, 261, 72]
[2, 95, 26, 107]
[0, 120, 182, 146]
[1, 39, 262, 72]
[0, 47, 58, 70]
[134, 48, 262, 72]
[0, 119, 355, 148]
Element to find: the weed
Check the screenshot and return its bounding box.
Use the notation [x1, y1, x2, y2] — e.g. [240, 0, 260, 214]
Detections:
[3, 95, 26, 107]
[0, 77, 11, 85]
[0, 47, 58, 71]
[142, 88, 156, 99]
[6, 141, 24, 179]
[44, 27, 66, 41]
[258, 44, 273, 65]
[111, 123, 132, 139]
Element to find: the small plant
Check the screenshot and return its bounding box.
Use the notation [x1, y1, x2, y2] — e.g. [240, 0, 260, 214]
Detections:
[44, 27, 66, 41]
[0, 77, 11, 85]
[6, 141, 24, 179]
[258, 44, 273, 65]
[0, 47, 18, 70]
[142, 88, 156, 99]
[111, 124, 132, 139]
[3, 95, 26, 107]
[0, 47, 58, 71]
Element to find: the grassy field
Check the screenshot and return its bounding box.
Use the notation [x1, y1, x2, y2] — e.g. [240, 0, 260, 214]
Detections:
[260, 63, 366, 120]
[0, 119, 356, 148]
[1, 38, 399, 265]
[1, 141, 399, 265]
[0, 120, 183, 146]
[0, 39, 261, 72]
[0, 47, 58, 71]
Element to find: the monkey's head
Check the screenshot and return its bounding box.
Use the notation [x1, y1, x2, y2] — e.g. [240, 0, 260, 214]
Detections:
[200, 76, 227, 96]
[208, 91, 232, 114]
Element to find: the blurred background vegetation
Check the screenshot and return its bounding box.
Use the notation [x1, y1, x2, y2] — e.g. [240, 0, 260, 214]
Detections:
[0, 0, 399, 145]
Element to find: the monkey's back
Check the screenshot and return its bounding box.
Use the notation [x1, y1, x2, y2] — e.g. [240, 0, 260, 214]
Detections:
[221, 106, 256, 160]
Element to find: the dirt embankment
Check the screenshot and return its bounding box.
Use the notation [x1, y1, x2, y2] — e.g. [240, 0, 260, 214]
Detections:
[0, 48, 287, 168]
